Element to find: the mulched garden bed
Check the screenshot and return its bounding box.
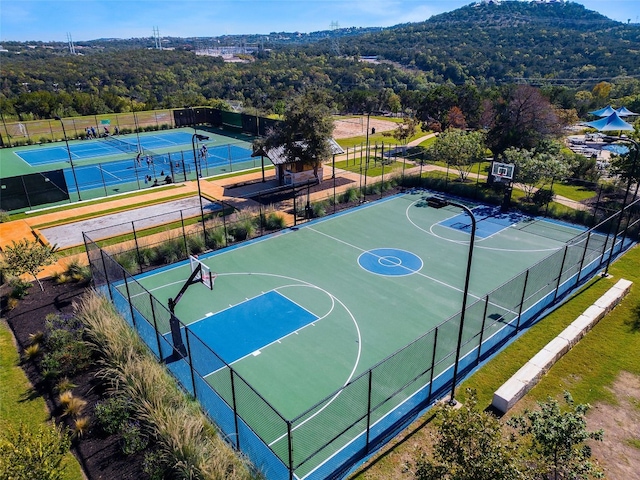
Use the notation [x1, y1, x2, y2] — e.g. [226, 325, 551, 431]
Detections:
[1, 279, 147, 480]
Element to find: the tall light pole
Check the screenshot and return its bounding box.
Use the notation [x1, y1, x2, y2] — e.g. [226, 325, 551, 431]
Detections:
[603, 136, 639, 274]
[55, 116, 82, 201]
[128, 95, 142, 153]
[192, 133, 210, 239]
[427, 196, 476, 405]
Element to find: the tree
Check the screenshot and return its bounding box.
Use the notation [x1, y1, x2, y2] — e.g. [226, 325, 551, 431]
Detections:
[429, 129, 486, 182]
[391, 115, 419, 155]
[1, 239, 57, 291]
[501, 146, 573, 202]
[411, 390, 524, 480]
[508, 392, 604, 480]
[258, 90, 334, 180]
[486, 85, 563, 156]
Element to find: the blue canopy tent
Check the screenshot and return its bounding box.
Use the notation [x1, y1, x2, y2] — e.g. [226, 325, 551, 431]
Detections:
[589, 105, 616, 117]
[616, 106, 639, 117]
[583, 112, 634, 131]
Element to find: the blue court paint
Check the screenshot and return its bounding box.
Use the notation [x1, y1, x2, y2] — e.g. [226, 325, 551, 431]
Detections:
[439, 206, 530, 239]
[358, 248, 423, 276]
[187, 290, 318, 370]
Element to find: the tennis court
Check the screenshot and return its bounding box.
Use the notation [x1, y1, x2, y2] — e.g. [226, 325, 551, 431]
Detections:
[2, 128, 255, 200]
[87, 189, 621, 479]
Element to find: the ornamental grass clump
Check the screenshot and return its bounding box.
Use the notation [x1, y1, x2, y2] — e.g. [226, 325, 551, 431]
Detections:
[75, 290, 255, 480]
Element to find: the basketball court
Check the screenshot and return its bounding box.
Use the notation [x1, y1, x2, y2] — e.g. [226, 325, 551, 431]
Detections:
[90, 188, 614, 479]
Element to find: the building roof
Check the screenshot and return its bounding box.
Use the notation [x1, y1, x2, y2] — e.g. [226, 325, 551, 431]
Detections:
[252, 138, 344, 165]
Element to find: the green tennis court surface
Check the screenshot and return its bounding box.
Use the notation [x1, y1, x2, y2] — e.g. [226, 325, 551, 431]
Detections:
[107, 189, 612, 479]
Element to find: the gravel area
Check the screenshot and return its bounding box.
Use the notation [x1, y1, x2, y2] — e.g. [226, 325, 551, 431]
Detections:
[40, 196, 216, 248]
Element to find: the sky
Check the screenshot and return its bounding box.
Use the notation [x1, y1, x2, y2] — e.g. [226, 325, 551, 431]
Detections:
[1, 0, 639, 43]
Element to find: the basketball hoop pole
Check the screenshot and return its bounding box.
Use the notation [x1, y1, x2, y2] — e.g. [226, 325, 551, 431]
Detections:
[427, 197, 476, 406]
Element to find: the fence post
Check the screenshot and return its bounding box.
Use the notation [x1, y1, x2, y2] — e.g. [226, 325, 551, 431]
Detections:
[365, 369, 373, 453]
[122, 276, 137, 329]
[222, 203, 229, 248]
[476, 295, 490, 362]
[287, 421, 294, 480]
[428, 327, 438, 400]
[180, 211, 189, 256]
[230, 369, 241, 450]
[516, 270, 530, 332]
[132, 222, 143, 274]
[99, 250, 113, 301]
[553, 245, 570, 303]
[148, 296, 163, 359]
[576, 231, 592, 284]
[184, 330, 198, 398]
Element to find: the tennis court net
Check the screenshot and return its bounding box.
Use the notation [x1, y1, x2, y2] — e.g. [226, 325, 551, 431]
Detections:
[101, 135, 139, 154]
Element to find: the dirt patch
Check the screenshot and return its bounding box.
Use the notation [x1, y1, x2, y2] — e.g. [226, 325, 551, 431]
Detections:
[333, 117, 398, 139]
[588, 371, 640, 479]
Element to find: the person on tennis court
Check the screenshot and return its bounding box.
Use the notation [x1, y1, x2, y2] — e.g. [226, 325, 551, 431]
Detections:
[90, 126, 97, 138]
[103, 126, 109, 136]
[136, 152, 142, 167]
[200, 144, 208, 160]
[114, 125, 120, 135]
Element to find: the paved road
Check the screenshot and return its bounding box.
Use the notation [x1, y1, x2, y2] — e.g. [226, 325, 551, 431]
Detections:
[40, 196, 215, 248]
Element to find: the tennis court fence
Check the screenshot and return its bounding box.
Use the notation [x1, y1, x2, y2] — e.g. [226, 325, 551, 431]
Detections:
[83, 196, 640, 480]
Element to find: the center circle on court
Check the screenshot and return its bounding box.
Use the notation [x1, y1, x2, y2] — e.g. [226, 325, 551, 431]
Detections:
[357, 248, 423, 276]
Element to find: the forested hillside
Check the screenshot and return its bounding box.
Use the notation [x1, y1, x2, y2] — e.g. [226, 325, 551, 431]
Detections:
[1, 1, 639, 121]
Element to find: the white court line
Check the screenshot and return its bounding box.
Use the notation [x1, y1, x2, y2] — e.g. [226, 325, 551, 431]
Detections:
[307, 226, 479, 301]
[203, 285, 337, 368]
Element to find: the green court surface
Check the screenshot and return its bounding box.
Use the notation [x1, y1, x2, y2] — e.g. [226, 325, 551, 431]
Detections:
[127, 190, 589, 478]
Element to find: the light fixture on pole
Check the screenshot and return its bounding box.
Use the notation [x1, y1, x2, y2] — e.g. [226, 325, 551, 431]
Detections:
[426, 195, 476, 406]
[602, 136, 639, 274]
[192, 133, 210, 239]
[54, 116, 82, 201]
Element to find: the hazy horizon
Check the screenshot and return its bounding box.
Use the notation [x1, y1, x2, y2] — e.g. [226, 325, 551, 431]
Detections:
[1, 0, 638, 43]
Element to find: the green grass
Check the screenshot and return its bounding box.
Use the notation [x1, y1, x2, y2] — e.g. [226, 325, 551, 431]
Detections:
[334, 158, 407, 176]
[461, 244, 640, 409]
[8, 184, 183, 222]
[552, 182, 599, 202]
[0, 321, 84, 480]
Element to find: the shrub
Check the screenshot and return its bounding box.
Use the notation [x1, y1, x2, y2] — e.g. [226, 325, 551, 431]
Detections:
[41, 314, 92, 379]
[64, 259, 92, 283]
[28, 331, 44, 345]
[55, 377, 76, 393]
[533, 188, 555, 207]
[114, 249, 139, 274]
[95, 396, 134, 435]
[205, 225, 227, 249]
[340, 186, 360, 203]
[143, 449, 168, 480]
[0, 210, 10, 222]
[312, 201, 328, 218]
[121, 421, 149, 455]
[0, 422, 71, 480]
[6, 297, 19, 310]
[228, 212, 255, 241]
[154, 236, 186, 265]
[264, 212, 286, 230]
[9, 277, 32, 299]
[62, 396, 87, 418]
[72, 417, 91, 439]
[186, 234, 205, 255]
[22, 343, 41, 361]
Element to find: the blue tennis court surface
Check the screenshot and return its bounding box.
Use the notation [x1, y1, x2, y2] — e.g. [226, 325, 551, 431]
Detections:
[17, 131, 197, 166]
[440, 205, 531, 238]
[188, 290, 318, 372]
